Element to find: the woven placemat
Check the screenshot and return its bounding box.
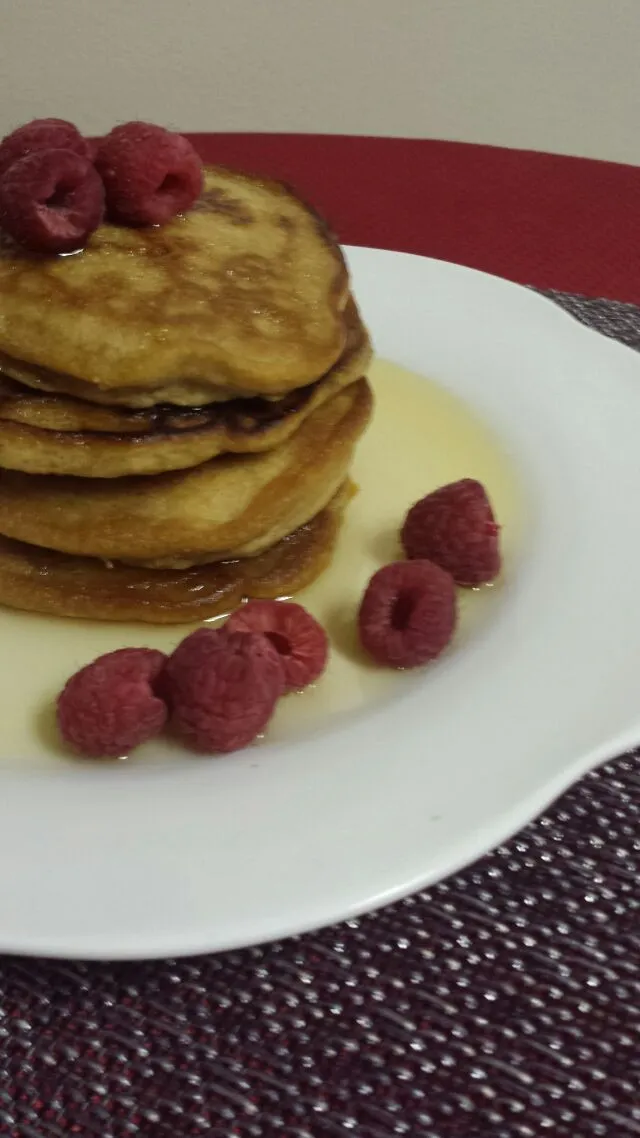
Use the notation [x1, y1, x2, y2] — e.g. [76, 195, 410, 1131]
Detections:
[1, 292, 639, 1138]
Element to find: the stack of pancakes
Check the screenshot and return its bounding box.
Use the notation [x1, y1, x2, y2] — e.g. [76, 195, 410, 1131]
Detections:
[0, 167, 372, 622]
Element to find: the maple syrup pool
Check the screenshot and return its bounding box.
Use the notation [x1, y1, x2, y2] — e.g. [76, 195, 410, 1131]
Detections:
[2, 359, 525, 767]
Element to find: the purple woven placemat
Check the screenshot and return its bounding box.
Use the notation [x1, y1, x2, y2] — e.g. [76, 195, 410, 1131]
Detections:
[1, 292, 639, 1138]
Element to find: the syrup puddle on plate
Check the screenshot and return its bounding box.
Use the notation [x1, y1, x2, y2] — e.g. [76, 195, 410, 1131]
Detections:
[4, 359, 525, 768]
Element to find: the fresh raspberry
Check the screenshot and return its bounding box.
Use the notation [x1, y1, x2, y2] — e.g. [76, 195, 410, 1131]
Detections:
[358, 560, 456, 668]
[0, 118, 91, 179]
[86, 136, 102, 162]
[225, 600, 329, 692]
[0, 148, 105, 254]
[95, 121, 203, 226]
[57, 647, 168, 759]
[401, 478, 501, 587]
[162, 628, 284, 753]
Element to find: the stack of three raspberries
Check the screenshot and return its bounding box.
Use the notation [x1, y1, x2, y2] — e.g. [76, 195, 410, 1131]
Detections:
[0, 117, 203, 253]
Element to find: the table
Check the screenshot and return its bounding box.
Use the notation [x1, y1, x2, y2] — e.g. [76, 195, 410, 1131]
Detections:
[1, 137, 638, 1138]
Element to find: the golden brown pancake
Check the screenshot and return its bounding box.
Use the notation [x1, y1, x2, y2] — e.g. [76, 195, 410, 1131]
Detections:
[0, 166, 349, 406]
[0, 482, 354, 624]
[0, 302, 372, 477]
[0, 380, 372, 566]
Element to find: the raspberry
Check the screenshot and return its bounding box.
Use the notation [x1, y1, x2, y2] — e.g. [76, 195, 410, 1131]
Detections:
[0, 148, 105, 254]
[401, 478, 501, 587]
[225, 600, 329, 692]
[57, 647, 168, 759]
[358, 560, 456, 668]
[95, 121, 203, 226]
[162, 628, 284, 753]
[0, 118, 91, 179]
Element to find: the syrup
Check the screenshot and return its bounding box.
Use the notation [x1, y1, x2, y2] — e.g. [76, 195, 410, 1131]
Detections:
[2, 360, 524, 767]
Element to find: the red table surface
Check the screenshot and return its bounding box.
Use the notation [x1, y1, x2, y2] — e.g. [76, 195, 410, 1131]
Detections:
[188, 133, 640, 305]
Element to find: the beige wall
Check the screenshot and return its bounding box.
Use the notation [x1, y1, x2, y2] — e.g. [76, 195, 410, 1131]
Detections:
[1, 0, 639, 165]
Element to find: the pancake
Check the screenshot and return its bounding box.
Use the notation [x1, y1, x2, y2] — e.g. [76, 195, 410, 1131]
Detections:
[0, 379, 372, 567]
[0, 482, 354, 624]
[0, 301, 372, 477]
[0, 166, 349, 407]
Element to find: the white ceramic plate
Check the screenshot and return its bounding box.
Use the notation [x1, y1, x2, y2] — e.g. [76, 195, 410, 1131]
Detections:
[3, 246, 640, 960]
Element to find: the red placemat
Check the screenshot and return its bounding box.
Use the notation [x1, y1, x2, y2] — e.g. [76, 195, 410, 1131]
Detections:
[188, 134, 640, 304]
